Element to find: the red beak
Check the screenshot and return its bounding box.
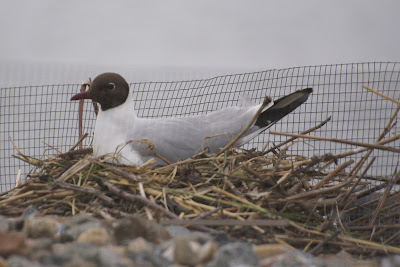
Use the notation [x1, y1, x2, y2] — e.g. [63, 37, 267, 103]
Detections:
[71, 91, 92, 101]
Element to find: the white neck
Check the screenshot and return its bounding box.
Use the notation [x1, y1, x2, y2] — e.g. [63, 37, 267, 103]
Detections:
[93, 93, 138, 159]
[98, 92, 137, 120]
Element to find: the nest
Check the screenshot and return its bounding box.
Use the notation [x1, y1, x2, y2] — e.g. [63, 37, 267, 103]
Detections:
[1, 85, 400, 257]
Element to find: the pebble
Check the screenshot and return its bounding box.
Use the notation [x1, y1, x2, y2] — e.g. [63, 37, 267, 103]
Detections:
[128, 237, 154, 252]
[253, 243, 289, 260]
[173, 232, 218, 265]
[23, 217, 62, 239]
[0, 231, 26, 257]
[206, 242, 259, 267]
[0, 206, 389, 267]
[77, 227, 110, 246]
[113, 215, 170, 244]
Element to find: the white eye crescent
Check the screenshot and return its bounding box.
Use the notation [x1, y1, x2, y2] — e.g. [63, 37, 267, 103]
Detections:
[109, 82, 116, 89]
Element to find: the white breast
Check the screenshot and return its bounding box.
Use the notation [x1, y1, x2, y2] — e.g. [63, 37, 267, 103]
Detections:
[92, 94, 145, 166]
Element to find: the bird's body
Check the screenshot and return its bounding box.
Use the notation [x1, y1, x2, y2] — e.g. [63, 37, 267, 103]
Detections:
[71, 73, 312, 166]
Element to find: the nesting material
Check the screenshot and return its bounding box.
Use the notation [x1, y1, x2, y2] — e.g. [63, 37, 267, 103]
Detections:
[1, 85, 400, 257]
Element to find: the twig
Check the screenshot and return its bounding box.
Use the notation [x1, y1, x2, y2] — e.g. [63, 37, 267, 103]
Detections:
[312, 159, 354, 190]
[342, 156, 376, 203]
[58, 148, 93, 159]
[369, 170, 400, 226]
[160, 218, 288, 227]
[103, 180, 178, 219]
[283, 180, 351, 201]
[55, 181, 114, 206]
[362, 85, 400, 106]
[269, 132, 400, 153]
[55, 157, 93, 182]
[96, 161, 141, 182]
[263, 116, 331, 155]
[289, 221, 400, 254]
[78, 82, 90, 150]
[193, 207, 222, 220]
[308, 230, 341, 255]
[69, 133, 88, 152]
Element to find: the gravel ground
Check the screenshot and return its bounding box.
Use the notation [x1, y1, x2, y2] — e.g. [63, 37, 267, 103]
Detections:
[1, 208, 397, 267]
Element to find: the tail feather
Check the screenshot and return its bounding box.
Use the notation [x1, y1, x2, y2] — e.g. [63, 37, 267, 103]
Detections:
[255, 88, 313, 128]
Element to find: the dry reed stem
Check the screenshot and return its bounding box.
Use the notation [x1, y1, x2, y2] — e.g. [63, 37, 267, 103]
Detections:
[56, 157, 93, 182]
[78, 81, 90, 150]
[362, 85, 400, 106]
[263, 116, 331, 155]
[312, 160, 354, 190]
[270, 132, 400, 153]
[342, 157, 376, 203]
[289, 221, 400, 254]
[370, 171, 400, 226]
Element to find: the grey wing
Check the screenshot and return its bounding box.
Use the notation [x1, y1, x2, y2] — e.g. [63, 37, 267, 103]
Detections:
[128, 105, 262, 162]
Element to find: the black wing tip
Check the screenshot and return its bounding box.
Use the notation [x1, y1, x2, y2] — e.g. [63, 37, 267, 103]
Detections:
[299, 87, 313, 94]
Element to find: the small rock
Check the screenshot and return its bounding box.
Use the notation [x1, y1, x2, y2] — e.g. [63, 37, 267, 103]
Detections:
[63, 213, 100, 227]
[0, 231, 26, 257]
[97, 247, 128, 267]
[381, 255, 400, 267]
[0, 217, 11, 232]
[24, 217, 62, 238]
[7, 255, 42, 267]
[20, 205, 40, 220]
[321, 250, 378, 267]
[173, 233, 218, 266]
[0, 257, 7, 267]
[43, 242, 99, 266]
[61, 221, 103, 242]
[206, 242, 258, 267]
[114, 216, 170, 245]
[211, 231, 231, 246]
[128, 237, 154, 252]
[24, 238, 53, 261]
[253, 243, 288, 260]
[165, 225, 190, 238]
[259, 249, 322, 267]
[63, 260, 97, 267]
[125, 250, 172, 267]
[77, 227, 110, 246]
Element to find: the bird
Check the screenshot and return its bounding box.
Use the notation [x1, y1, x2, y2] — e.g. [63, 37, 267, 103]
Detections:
[71, 72, 312, 166]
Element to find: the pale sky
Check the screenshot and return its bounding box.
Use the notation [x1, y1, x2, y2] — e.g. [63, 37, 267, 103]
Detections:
[1, 0, 399, 72]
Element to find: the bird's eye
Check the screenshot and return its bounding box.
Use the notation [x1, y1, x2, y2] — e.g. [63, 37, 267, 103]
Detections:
[107, 83, 116, 90]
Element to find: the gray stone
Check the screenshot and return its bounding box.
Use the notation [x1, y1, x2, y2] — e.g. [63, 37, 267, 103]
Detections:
[113, 216, 170, 245]
[77, 227, 110, 246]
[173, 232, 218, 265]
[269, 249, 324, 267]
[42, 242, 99, 266]
[165, 225, 190, 238]
[7, 255, 42, 267]
[381, 255, 400, 267]
[206, 242, 258, 267]
[24, 238, 54, 261]
[97, 247, 127, 267]
[125, 250, 173, 267]
[63, 213, 100, 227]
[0, 217, 12, 232]
[24, 217, 63, 239]
[60, 221, 102, 242]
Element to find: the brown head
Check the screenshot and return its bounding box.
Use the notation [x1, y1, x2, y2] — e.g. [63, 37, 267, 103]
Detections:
[71, 72, 130, 111]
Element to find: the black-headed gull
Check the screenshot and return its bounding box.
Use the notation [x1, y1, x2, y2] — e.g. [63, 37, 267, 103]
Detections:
[71, 73, 312, 166]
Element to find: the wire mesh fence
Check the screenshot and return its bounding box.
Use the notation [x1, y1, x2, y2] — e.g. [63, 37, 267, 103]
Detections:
[1, 62, 399, 195]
